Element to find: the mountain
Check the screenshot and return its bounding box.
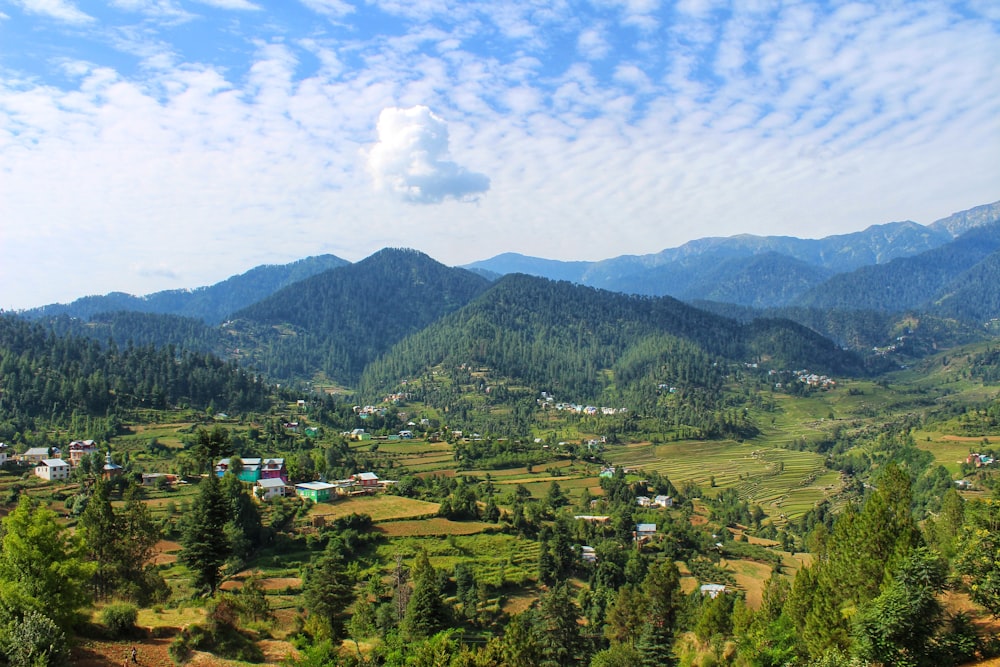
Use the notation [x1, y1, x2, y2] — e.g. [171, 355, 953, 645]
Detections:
[464, 200, 1000, 307]
[359, 273, 865, 403]
[228, 248, 491, 384]
[927, 250, 1000, 323]
[21, 254, 350, 324]
[794, 223, 1000, 313]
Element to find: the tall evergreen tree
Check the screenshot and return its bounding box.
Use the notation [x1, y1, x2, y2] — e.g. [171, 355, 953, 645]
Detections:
[179, 475, 231, 595]
[301, 543, 356, 643]
[403, 549, 448, 640]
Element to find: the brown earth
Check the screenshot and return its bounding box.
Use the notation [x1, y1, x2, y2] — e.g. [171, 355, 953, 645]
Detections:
[71, 637, 297, 667]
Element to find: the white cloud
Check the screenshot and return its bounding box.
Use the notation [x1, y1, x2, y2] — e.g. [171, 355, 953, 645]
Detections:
[366, 105, 490, 204]
[577, 27, 610, 60]
[192, 0, 261, 9]
[298, 0, 354, 18]
[11, 0, 93, 23]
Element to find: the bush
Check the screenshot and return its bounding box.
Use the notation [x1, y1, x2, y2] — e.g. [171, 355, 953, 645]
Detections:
[101, 602, 138, 637]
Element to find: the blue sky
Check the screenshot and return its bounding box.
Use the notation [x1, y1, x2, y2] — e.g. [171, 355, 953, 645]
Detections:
[1, 0, 998, 309]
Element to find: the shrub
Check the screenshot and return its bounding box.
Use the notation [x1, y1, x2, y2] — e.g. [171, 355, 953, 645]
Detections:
[101, 602, 138, 637]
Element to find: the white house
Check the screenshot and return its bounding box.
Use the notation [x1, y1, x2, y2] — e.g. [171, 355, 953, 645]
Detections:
[653, 495, 674, 508]
[255, 477, 289, 501]
[21, 447, 59, 464]
[35, 458, 71, 482]
[0, 443, 9, 466]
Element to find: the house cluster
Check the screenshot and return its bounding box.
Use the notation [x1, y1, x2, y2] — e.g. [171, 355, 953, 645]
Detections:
[538, 393, 628, 416]
[353, 405, 388, 418]
[382, 392, 411, 404]
[213, 457, 385, 503]
[20, 440, 124, 483]
[795, 370, 837, 388]
[967, 452, 996, 467]
[291, 472, 383, 503]
[636, 495, 674, 508]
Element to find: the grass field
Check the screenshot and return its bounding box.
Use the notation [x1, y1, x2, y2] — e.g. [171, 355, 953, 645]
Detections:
[308, 494, 440, 523]
[375, 517, 495, 537]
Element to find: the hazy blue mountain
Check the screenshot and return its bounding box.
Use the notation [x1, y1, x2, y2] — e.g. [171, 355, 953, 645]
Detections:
[928, 200, 1000, 238]
[21, 254, 350, 324]
[927, 249, 1000, 323]
[464, 200, 999, 307]
[794, 223, 1000, 313]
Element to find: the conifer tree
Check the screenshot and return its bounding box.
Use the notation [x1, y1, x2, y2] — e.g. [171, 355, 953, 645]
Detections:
[301, 543, 355, 643]
[179, 474, 230, 595]
[403, 549, 448, 640]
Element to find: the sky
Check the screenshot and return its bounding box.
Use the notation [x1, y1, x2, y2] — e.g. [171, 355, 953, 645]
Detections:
[1, 0, 998, 310]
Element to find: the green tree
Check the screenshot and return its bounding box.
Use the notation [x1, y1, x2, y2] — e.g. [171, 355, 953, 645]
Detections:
[955, 493, 1000, 617]
[0, 496, 94, 630]
[79, 480, 164, 603]
[852, 547, 948, 666]
[179, 475, 230, 595]
[301, 544, 355, 643]
[636, 559, 682, 667]
[403, 549, 448, 640]
[533, 582, 584, 667]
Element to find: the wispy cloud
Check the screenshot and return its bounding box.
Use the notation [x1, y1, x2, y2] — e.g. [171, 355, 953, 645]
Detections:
[0, 0, 997, 308]
[11, 0, 93, 23]
[192, 0, 262, 10]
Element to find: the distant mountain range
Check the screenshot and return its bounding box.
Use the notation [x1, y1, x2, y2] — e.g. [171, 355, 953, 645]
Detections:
[21, 254, 349, 324]
[14, 200, 1000, 390]
[464, 200, 1000, 311]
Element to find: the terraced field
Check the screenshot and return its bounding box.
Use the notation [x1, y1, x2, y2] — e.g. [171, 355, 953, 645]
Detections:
[604, 440, 838, 521]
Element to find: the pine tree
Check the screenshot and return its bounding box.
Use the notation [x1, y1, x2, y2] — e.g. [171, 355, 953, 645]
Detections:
[179, 475, 231, 595]
[403, 549, 448, 640]
[301, 544, 355, 643]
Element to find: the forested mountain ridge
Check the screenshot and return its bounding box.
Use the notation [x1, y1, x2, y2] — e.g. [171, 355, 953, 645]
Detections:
[360, 273, 865, 403]
[0, 315, 270, 442]
[464, 200, 1000, 307]
[20, 254, 350, 324]
[226, 248, 492, 384]
[794, 222, 1000, 313]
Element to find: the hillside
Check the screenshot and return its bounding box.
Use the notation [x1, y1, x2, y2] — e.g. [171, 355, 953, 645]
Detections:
[228, 248, 492, 384]
[794, 222, 1000, 313]
[359, 274, 864, 440]
[21, 254, 349, 324]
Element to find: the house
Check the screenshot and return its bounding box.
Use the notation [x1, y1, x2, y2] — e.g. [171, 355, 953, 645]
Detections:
[653, 495, 674, 508]
[636, 496, 652, 507]
[260, 458, 287, 482]
[353, 472, 379, 490]
[295, 481, 338, 503]
[215, 457, 286, 484]
[255, 477, 289, 501]
[35, 458, 71, 482]
[700, 584, 727, 599]
[142, 473, 178, 487]
[102, 451, 123, 480]
[0, 443, 9, 466]
[580, 546, 597, 563]
[67, 439, 98, 466]
[574, 515, 612, 523]
[635, 523, 657, 542]
[350, 429, 372, 441]
[20, 447, 59, 465]
[398, 430, 414, 439]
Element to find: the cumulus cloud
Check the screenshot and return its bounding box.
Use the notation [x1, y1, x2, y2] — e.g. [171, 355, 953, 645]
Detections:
[12, 0, 93, 23]
[367, 106, 490, 204]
